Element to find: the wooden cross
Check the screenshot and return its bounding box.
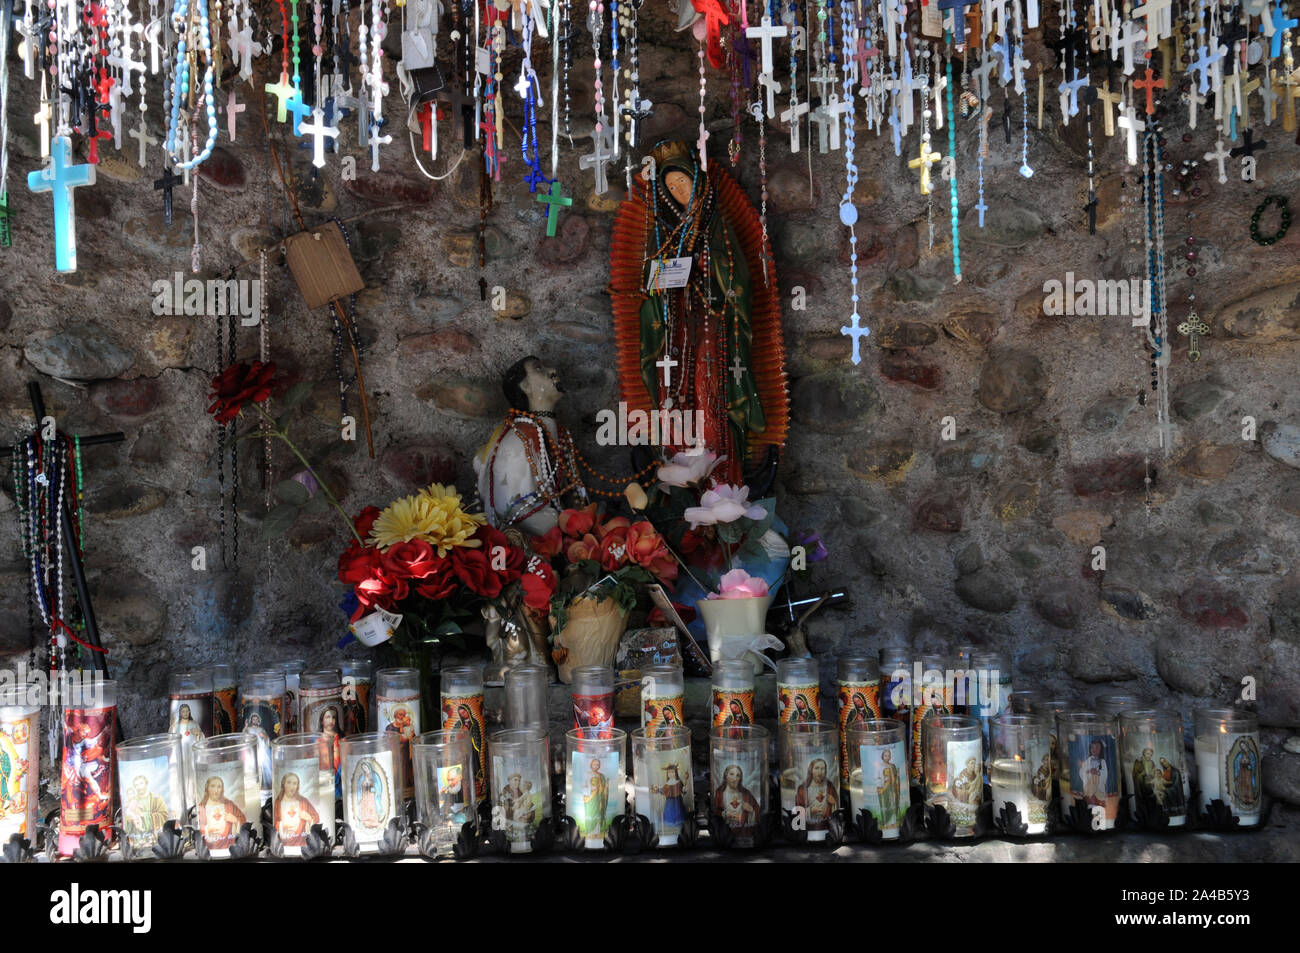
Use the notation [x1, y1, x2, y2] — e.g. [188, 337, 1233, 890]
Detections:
[1134, 66, 1165, 115]
[746, 15, 787, 75]
[1239, 75, 1262, 128]
[979, 105, 993, 156]
[1203, 136, 1231, 183]
[1177, 312, 1209, 362]
[535, 179, 572, 237]
[1096, 80, 1123, 135]
[226, 89, 245, 141]
[153, 163, 182, 225]
[26, 136, 96, 273]
[908, 136, 943, 195]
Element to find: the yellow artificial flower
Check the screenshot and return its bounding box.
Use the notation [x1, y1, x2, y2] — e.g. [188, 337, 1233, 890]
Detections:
[368, 494, 444, 551]
[368, 484, 486, 555]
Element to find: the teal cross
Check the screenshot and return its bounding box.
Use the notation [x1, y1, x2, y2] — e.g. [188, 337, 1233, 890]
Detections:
[27, 135, 96, 272]
[535, 179, 572, 237]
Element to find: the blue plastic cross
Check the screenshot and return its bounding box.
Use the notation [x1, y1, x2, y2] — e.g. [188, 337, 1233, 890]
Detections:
[27, 135, 96, 273]
[1272, 2, 1298, 58]
[841, 312, 871, 365]
[975, 194, 989, 227]
[1189, 44, 1226, 95]
[286, 90, 313, 136]
[991, 33, 1012, 84]
[938, 0, 981, 45]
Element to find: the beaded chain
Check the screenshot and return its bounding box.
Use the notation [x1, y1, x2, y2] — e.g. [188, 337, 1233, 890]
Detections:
[167, 0, 218, 169]
[839, 0, 860, 312]
[561, 0, 573, 143]
[259, 247, 273, 509]
[608, 0, 620, 155]
[1141, 117, 1171, 462]
[697, 28, 709, 169]
[589, 0, 606, 146]
[328, 217, 365, 419]
[944, 47, 960, 281]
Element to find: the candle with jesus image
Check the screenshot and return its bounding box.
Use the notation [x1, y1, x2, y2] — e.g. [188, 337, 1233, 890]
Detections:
[710, 724, 769, 848]
[779, 721, 840, 841]
[1058, 711, 1121, 829]
[272, 732, 335, 855]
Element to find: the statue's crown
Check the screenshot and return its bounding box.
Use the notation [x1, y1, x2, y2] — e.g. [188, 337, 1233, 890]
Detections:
[649, 139, 692, 166]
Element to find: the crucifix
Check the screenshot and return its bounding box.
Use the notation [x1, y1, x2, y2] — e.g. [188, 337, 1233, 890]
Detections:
[15, 15, 37, 79]
[129, 117, 157, 167]
[579, 127, 615, 194]
[535, 179, 572, 237]
[301, 107, 341, 168]
[908, 135, 943, 195]
[621, 97, 655, 148]
[745, 15, 787, 75]
[106, 46, 147, 97]
[781, 98, 812, 152]
[1203, 135, 1231, 183]
[1230, 128, 1266, 180]
[810, 65, 841, 108]
[226, 89, 246, 141]
[841, 312, 870, 365]
[1177, 312, 1209, 362]
[1118, 103, 1146, 165]
[1133, 66, 1165, 115]
[730, 354, 745, 384]
[27, 136, 96, 273]
[153, 162, 182, 224]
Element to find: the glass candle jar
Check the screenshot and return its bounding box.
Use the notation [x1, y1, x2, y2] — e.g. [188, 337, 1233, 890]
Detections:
[1094, 692, 1147, 723]
[341, 731, 402, 852]
[1008, 690, 1042, 714]
[440, 665, 487, 805]
[780, 721, 841, 842]
[641, 663, 685, 734]
[192, 733, 261, 857]
[921, 713, 983, 837]
[58, 678, 117, 856]
[1193, 708, 1261, 826]
[837, 655, 881, 787]
[374, 668, 420, 800]
[276, 658, 308, 734]
[709, 724, 769, 848]
[971, 652, 1011, 720]
[167, 671, 212, 811]
[116, 733, 185, 855]
[878, 647, 913, 729]
[910, 655, 952, 785]
[0, 688, 40, 843]
[504, 664, 549, 733]
[846, 719, 910, 839]
[340, 658, 372, 735]
[207, 664, 238, 735]
[413, 729, 478, 857]
[300, 670, 344, 789]
[570, 665, 615, 736]
[1057, 711, 1121, 829]
[1028, 697, 1073, 798]
[490, 728, 552, 852]
[566, 727, 626, 848]
[777, 657, 821, 723]
[1119, 709, 1190, 826]
[271, 732, 335, 855]
[631, 725, 694, 845]
[240, 670, 286, 801]
[990, 713, 1053, 834]
[711, 659, 755, 727]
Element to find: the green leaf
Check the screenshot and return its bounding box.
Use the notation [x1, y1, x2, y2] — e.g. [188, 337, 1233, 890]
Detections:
[301, 490, 330, 514]
[274, 479, 311, 506]
[432, 619, 464, 637]
[262, 502, 299, 536]
[282, 381, 313, 411]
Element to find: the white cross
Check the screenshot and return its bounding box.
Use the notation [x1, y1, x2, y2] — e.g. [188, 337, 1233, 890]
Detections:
[1013, 46, 1032, 95]
[656, 354, 678, 387]
[33, 94, 52, 159]
[932, 70, 948, 129]
[985, 0, 1009, 37]
[972, 56, 998, 101]
[813, 93, 853, 151]
[884, 0, 900, 57]
[746, 15, 788, 75]
[226, 90, 246, 141]
[145, 17, 165, 74]
[730, 355, 745, 384]
[108, 85, 125, 147]
[229, 13, 263, 82]
[129, 118, 158, 167]
[301, 107, 340, 168]
[780, 98, 811, 152]
[1131, 0, 1171, 49]
[369, 128, 393, 172]
[758, 72, 783, 119]
[1204, 136, 1230, 183]
[1259, 70, 1279, 124]
[1026, 0, 1040, 28]
[1184, 87, 1208, 129]
[580, 126, 616, 193]
[15, 15, 37, 79]
[1118, 103, 1146, 165]
[1114, 21, 1147, 75]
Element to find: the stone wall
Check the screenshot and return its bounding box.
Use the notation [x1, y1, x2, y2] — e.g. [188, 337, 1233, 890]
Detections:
[1, 7, 1298, 798]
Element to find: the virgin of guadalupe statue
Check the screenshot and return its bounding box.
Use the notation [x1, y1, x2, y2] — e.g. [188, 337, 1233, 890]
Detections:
[610, 139, 788, 487]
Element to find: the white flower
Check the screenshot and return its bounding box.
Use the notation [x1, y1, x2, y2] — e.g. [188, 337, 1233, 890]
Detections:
[683, 484, 767, 528]
[657, 450, 726, 489]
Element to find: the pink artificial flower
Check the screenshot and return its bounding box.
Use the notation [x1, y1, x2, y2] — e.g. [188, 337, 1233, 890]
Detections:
[657, 450, 726, 489]
[709, 569, 770, 599]
[683, 484, 767, 529]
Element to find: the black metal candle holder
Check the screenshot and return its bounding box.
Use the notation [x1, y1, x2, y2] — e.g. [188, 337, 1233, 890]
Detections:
[994, 801, 1030, 837]
[1, 833, 34, 864]
[72, 825, 111, 862]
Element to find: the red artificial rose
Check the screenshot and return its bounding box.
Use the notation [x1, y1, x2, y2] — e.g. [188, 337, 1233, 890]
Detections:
[474, 526, 525, 583]
[451, 547, 503, 599]
[383, 539, 443, 580]
[207, 361, 276, 425]
[597, 525, 631, 571]
[353, 505, 382, 540]
[596, 516, 630, 540]
[531, 526, 564, 558]
[414, 572, 459, 601]
[558, 504, 599, 538]
[355, 568, 409, 611]
[566, 533, 600, 564]
[680, 526, 725, 573]
[338, 544, 383, 586]
[521, 562, 556, 611]
[626, 521, 678, 583]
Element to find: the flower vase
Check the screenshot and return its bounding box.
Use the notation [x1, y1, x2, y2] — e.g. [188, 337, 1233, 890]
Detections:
[383, 635, 442, 730]
[696, 595, 775, 675]
[551, 596, 630, 684]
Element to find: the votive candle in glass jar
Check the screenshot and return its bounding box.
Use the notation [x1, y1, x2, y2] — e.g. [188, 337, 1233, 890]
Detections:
[276, 658, 308, 734]
[910, 654, 952, 785]
[780, 721, 841, 842]
[341, 731, 402, 852]
[777, 657, 821, 724]
[1094, 692, 1147, 724]
[192, 733, 261, 857]
[1008, 690, 1042, 714]
[878, 647, 913, 734]
[272, 732, 335, 855]
[239, 670, 286, 801]
[168, 670, 212, 812]
[490, 728, 552, 852]
[641, 664, 685, 734]
[1120, 709, 1190, 826]
[847, 719, 910, 839]
[340, 658, 372, 735]
[631, 726, 693, 846]
[504, 664, 549, 734]
[990, 713, 1053, 834]
[709, 724, 769, 848]
[950, 646, 978, 715]
[0, 688, 40, 844]
[413, 729, 477, 857]
[1028, 697, 1073, 799]
[1194, 708, 1261, 826]
[1057, 711, 1121, 829]
[921, 713, 983, 837]
[207, 664, 238, 735]
[58, 677, 117, 856]
[374, 668, 420, 800]
[300, 670, 344, 784]
[837, 656, 881, 787]
[971, 651, 1011, 721]
[571, 665, 615, 736]
[566, 727, 626, 848]
[116, 733, 185, 855]
[711, 659, 755, 727]
[441, 665, 487, 804]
